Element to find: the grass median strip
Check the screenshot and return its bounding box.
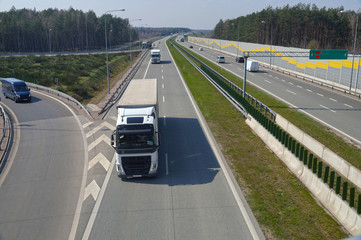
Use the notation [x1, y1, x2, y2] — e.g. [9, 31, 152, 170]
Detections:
[168, 40, 347, 239]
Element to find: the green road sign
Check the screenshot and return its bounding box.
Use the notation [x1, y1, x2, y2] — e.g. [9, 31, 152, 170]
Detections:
[309, 50, 348, 60]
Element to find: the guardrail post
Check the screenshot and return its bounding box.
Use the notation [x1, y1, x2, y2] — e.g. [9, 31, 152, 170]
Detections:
[292, 139, 296, 154]
[350, 188, 355, 208]
[323, 166, 329, 183]
[288, 137, 293, 151]
[342, 182, 348, 201]
[330, 171, 335, 189]
[299, 146, 304, 161]
[312, 157, 318, 174]
[308, 154, 313, 169]
[303, 149, 308, 165]
[336, 176, 341, 195]
[285, 134, 289, 148]
[318, 162, 323, 178]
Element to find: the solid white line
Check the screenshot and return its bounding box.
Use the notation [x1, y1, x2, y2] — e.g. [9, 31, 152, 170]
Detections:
[286, 89, 296, 95]
[317, 93, 324, 97]
[329, 98, 337, 102]
[344, 104, 353, 108]
[264, 80, 271, 84]
[82, 154, 116, 240]
[143, 59, 151, 79]
[320, 104, 336, 113]
[166, 43, 261, 240]
[165, 153, 169, 175]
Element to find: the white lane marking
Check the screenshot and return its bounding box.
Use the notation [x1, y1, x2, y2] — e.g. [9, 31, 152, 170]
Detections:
[329, 98, 337, 102]
[162, 83, 165, 89]
[269, 74, 273, 77]
[88, 152, 110, 171]
[288, 82, 294, 85]
[161, 69, 164, 73]
[163, 96, 165, 102]
[317, 93, 324, 97]
[344, 104, 354, 108]
[275, 76, 279, 79]
[286, 89, 296, 95]
[143, 59, 151, 79]
[281, 79, 286, 82]
[264, 80, 271, 84]
[82, 122, 93, 129]
[81, 154, 116, 240]
[297, 85, 302, 88]
[165, 153, 169, 175]
[166, 43, 261, 240]
[306, 89, 312, 92]
[320, 104, 336, 113]
[86, 122, 114, 138]
[83, 180, 100, 201]
[88, 134, 110, 151]
[162, 75, 164, 80]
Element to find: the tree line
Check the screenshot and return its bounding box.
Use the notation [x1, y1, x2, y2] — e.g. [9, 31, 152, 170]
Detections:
[213, 3, 360, 51]
[0, 7, 139, 53]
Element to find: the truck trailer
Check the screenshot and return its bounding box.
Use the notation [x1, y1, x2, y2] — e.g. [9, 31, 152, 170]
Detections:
[111, 78, 160, 179]
[151, 49, 161, 63]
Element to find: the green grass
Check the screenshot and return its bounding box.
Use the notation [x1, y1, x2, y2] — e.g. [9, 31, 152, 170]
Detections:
[167, 40, 348, 239]
[178, 43, 361, 176]
[0, 52, 140, 104]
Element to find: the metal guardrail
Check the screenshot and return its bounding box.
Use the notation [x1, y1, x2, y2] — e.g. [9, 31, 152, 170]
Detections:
[26, 82, 93, 118]
[0, 105, 6, 150]
[172, 39, 277, 121]
[99, 49, 149, 117]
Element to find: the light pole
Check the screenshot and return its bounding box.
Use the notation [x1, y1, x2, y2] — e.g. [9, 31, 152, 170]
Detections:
[349, 12, 359, 92]
[261, 20, 273, 68]
[105, 9, 125, 94]
[129, 18, 142, 68]
[49, 28, 52, 53]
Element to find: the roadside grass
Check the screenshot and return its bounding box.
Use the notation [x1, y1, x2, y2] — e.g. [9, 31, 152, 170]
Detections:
[167, 40, 348, 239]
[180, 45, 361, 173]
[0, 52, 140, 104]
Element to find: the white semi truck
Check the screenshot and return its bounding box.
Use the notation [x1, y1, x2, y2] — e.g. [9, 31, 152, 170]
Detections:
[151, 49, 161, 63]
[111, 78, 160, 179]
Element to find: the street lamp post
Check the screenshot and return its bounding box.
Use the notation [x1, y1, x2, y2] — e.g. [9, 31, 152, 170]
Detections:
[350, 13, 359, 92]
[105, 9, 125, 94]
[49, 28, 52, 53]
[129, 18, 142, 68]
[261, 20, 273, 68]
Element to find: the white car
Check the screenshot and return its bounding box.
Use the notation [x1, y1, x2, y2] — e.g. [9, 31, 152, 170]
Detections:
[199, 47, 203, 51]
[217, 56, 225, 63]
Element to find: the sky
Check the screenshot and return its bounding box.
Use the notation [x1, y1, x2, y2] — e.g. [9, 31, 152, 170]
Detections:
[0, 0, 360, 30]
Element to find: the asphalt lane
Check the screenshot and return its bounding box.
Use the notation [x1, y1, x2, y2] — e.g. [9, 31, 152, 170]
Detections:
[185, 41, 361, 144]
[84, 39, 259, 239]
[0, 91, 85, 240]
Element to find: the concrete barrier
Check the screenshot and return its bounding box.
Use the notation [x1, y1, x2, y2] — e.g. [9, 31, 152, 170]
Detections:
[245, 116, 361, 235]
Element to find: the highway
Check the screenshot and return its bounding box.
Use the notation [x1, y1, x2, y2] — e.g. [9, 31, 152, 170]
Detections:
[76, 38, 263, 239]
[0, 91, 86, 239]
[183, 41, 361, 145]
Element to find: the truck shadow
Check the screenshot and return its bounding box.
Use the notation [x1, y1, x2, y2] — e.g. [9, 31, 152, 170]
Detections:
[123, 117, 220, 186]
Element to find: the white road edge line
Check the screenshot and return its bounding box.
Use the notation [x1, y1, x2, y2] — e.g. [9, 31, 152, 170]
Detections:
[166, 41, 261, 240]
[320, 104, 336, 113]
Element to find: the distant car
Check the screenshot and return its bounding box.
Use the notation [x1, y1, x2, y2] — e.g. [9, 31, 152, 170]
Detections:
[189, 45, 193, 48]
[199, 47, 203, 51]
[217, 56, 225, 63]
[235, 56, 244, 63]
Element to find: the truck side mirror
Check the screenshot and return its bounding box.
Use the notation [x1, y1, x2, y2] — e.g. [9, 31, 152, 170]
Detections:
[111, 131, 116, 148]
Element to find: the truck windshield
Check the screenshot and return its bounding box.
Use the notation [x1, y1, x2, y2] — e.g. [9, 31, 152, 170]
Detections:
[116, 124, 155, 150]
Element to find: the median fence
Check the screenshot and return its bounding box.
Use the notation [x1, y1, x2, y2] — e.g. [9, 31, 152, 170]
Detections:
[173, 38, 361, 235]
[189, 37, 361, 96]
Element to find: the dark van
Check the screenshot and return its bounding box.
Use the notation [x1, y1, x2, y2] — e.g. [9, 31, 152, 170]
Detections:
[2, 78, 31, 103]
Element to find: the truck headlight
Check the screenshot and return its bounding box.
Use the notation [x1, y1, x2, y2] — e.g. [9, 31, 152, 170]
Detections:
[149, 163, 157, 173]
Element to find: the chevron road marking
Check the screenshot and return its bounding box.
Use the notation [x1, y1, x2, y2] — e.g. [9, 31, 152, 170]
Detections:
[83, 180, 100, 201]
[88, 134, 110, 152]
[82, 122, 93, 129]
[86, 121, 114, 138]
[88, 152, 110, 171]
